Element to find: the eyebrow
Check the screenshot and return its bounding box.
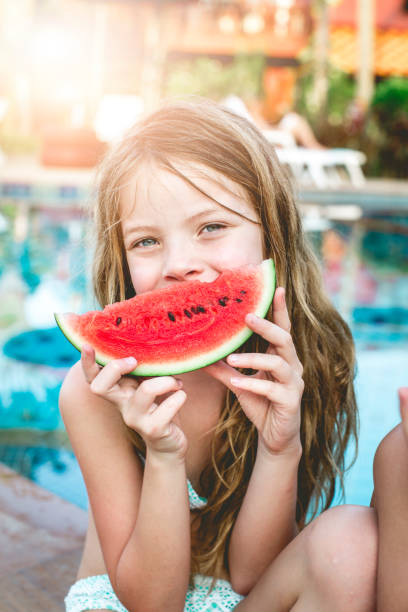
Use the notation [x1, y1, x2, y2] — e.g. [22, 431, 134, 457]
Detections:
[123, 207, 236, 238]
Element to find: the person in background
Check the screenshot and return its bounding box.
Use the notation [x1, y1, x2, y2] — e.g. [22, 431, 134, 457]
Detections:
[222, 94, 326, 149]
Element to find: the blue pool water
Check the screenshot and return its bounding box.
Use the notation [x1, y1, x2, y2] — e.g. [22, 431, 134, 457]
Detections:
[0, 340, 406, 511]
[0, 200, 408, 513]
[343, 347, 408, 506]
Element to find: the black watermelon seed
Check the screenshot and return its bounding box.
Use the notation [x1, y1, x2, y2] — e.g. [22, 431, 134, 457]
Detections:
[168, 312, 176, 322]
[218, 298, 227, 307]
[191, 307, 197, 314]
[240, 290, 246, 294]
[235, 298, 242, 303]
[197, 305, 206, 313]
[116, 317, 122, 326]
[184, 309, 192, 318]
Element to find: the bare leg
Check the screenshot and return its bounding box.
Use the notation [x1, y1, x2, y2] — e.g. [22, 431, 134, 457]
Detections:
[278, 113, 326, 150]
[77, 508, 107, 579]
[73, 509, 110, 612]
[374, 389, 408, 612]
[236, 504, 377, 612]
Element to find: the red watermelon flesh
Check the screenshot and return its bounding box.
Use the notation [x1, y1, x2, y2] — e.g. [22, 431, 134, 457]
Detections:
[55, 259, 275, 376]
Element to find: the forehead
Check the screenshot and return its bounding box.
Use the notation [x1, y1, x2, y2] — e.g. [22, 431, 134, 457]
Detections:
[119, 159, 256, 222]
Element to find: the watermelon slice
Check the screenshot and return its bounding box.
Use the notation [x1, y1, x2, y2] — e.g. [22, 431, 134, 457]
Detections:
[55, 259, 275, 377]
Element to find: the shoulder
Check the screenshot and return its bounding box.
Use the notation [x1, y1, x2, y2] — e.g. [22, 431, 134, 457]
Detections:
[60, 359, 86, 394]
[59, 360, 90, 413]
[59, 361, 142, 475]
[59, 360, 112, 423]
[58, 361, 137, 455]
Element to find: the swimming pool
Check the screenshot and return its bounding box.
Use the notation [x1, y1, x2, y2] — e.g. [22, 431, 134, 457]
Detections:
[1, 197, 407, 512]
[1, 344, 406, 511]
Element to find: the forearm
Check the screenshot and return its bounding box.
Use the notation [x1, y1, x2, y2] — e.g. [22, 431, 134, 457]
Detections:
[228, 441, 301, 595]
[114, 450, 191, 611]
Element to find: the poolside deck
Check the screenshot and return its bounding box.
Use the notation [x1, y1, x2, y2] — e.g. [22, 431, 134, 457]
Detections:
[0, 156, 407, 213]
[0, 462, 87, 611]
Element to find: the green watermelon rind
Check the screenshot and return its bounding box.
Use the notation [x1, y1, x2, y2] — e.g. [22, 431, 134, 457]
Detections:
[54, 259, 276, 377]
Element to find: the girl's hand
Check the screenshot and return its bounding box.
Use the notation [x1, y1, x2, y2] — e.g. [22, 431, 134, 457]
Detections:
[81, 345, 188, 459]
[204, 287, 304, 456]
[399, 387, 408, 444]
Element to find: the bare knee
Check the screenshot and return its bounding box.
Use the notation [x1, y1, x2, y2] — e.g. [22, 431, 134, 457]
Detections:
[305, 505, 378, 611]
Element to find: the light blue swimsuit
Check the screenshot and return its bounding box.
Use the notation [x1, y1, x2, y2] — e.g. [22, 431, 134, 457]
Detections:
[65, 480, 244, 612]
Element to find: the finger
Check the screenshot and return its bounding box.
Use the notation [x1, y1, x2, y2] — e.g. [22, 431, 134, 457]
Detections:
[90, 356, 137, 395]
[245, 313, 300, 365]
[398, 387, 408, 424]
[229, 375, 281, 401]
[272, 287, 292, 333]
[134, 376, 183, 413]
[148, 390, 187, 433]
[81, 344, 102, 384]
[227, 353, 292, 383]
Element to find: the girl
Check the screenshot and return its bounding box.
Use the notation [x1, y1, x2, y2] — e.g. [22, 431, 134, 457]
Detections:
[61, 97, 401, 612]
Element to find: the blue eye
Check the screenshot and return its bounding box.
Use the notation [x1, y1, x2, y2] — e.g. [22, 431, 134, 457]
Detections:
[133, 237, 158, 248]
[201, 223, 225, 234]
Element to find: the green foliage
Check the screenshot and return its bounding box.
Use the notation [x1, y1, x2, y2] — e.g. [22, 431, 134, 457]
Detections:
[163, 53, 266, 101]
[326, 70, 356, 125]
[368, 77, 408, 178]
[371, 77, 408, 118]
[296, 67, 408, 177]
[295, 65, 355, 127]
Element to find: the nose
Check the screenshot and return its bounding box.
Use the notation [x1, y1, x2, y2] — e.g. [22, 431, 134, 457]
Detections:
[163, 259, 204, 283]
[162, 242, 205, 283]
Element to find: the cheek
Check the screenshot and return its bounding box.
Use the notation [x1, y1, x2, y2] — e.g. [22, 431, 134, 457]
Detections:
[209, 230, 263, 271]
[228, 227, 264, 265]
[127, 257, 160, 294]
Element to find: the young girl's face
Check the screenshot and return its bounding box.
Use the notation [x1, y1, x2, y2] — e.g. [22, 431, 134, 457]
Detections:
[120, 161, 264, 294]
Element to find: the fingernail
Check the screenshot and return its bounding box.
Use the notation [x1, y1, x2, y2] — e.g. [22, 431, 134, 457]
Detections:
[228, 354, 239, 363]
[246, 313, 257, 323]
[175, 378, 183, 388]
[126, 357, 137, 365]
[230, 377, 242, 385]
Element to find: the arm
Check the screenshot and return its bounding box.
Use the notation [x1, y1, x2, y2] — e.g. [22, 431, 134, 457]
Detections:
[228, 441, 301, 595]
[60, 357, 190, 612]
[204, 287, 304, 594]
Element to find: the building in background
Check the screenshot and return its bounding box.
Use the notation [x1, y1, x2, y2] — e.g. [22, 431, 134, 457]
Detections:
[330, 0, 408, 77]
[0, 0, 407, 147]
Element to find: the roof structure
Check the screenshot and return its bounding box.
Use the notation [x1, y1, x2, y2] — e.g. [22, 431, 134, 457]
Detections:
[166, 3, 312, 61]
[330, 0, 408, 29]
[329, 0, 408, 75]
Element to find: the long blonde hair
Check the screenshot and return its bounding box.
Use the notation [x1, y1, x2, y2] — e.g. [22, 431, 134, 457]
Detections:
[91, 97, 357, 579]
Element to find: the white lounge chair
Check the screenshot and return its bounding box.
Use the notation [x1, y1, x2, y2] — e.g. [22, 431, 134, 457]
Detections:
[263, 135, 367, 189]
[276, 147, 366, 189]
[262, 128, 297, 149]
[221, 96, 367, 190]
